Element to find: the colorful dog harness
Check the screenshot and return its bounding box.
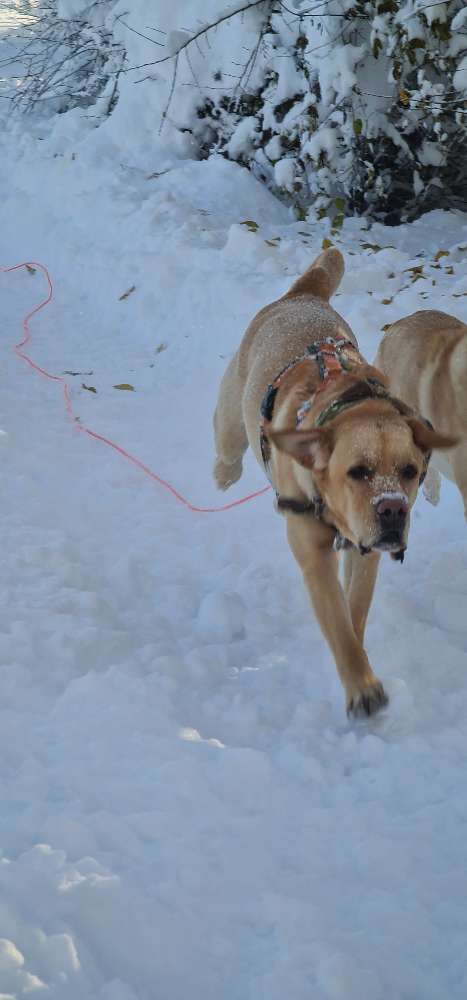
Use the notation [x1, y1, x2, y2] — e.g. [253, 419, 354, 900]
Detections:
[260, 336, 431, 523]
[260, 336, 365, 488]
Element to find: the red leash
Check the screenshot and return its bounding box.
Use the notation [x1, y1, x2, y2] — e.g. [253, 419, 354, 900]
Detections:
[1, 261, 271, 513]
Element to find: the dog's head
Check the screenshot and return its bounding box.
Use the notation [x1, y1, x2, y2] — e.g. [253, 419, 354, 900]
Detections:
[268, 402, 457, 555]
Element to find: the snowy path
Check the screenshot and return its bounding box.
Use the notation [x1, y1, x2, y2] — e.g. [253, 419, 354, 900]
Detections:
[2, 132, 467, 998]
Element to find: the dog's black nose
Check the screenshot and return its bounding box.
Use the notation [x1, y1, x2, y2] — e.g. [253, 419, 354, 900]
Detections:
[376, 495, 408, 532]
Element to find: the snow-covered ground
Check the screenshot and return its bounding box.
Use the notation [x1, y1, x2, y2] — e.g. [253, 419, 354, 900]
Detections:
[2, 33, 467, 1000]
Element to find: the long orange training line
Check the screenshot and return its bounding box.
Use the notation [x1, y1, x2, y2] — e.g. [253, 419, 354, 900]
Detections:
[1, 261, 272, 513]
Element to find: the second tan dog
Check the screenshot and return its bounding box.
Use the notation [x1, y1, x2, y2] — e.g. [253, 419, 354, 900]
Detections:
[376, 309, 466, 514]
[213, 250, 455, 716]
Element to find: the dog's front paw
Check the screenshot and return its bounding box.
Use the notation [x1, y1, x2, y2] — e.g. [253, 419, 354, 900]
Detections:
[346, 679, 388, 718]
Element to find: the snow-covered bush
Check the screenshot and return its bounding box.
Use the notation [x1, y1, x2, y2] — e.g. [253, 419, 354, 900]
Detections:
[4, 0, 125, 115]
[3, 0, 467, 222]
[166, 0, 467, 223]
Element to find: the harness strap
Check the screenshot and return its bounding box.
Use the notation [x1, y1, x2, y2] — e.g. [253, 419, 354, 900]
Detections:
[314, 377, 386, 427]
[260, 336, 357, 480]
[276, 496, 324, 517]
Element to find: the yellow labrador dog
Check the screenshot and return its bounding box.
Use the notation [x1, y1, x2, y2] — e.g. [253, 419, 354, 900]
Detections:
[213, 250, 454, 716]
[376, 310, 466, 514]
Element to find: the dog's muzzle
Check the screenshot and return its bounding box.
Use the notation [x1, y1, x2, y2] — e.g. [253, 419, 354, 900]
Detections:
[372, 491, 408, 551]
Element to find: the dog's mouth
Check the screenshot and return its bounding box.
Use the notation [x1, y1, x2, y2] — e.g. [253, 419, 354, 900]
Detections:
[374, 529, 405, 552]
[357, 531, 407, 560]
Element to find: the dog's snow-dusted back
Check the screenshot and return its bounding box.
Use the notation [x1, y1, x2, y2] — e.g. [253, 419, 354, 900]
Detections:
[213, 251, 454, 716]
[214, 248, 353, 489]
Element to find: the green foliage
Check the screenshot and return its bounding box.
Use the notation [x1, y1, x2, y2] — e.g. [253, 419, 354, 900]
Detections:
[193, 0, 467, 224]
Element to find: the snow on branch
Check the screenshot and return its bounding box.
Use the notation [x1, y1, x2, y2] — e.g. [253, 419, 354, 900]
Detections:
[1, 0, 125, 115]
[142, 0, 466, 223]
[2, 0, 467, 222]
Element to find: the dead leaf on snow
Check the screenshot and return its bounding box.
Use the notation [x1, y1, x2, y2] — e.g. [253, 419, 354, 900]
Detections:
[119, 285, 136, 301]
[146, 169, 170, 180]
[240, 220, 259, 233]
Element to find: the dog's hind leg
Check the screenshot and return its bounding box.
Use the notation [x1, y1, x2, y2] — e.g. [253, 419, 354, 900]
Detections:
[213, 356, 248, 491]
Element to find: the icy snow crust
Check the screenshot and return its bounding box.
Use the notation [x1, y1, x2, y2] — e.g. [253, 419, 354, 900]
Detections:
[2, 58, 467, 1000]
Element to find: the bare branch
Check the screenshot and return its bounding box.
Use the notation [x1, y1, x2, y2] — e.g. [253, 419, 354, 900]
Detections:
[158, 52, 179, 134]
[123, 0, 271, 74]
[114, 15, 164, 47]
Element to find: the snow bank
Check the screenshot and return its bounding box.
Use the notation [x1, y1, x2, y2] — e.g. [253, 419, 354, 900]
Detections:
[1, 48, 467, 996]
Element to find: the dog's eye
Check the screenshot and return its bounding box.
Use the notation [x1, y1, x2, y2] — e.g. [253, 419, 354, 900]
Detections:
[401, 464, 418, 480]
[347, 465, 372, 481]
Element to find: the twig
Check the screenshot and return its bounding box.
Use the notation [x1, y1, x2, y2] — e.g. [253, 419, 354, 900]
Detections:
[158, 52, 179, 133]
[124, 0, 271, 73]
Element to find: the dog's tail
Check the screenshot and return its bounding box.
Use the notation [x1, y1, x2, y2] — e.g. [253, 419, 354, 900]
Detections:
[285, 247, 344, 302]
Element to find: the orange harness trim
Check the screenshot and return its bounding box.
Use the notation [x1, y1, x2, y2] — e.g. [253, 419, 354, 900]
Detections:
[260, 336, 361, 468]
[296, 338, 364, 425]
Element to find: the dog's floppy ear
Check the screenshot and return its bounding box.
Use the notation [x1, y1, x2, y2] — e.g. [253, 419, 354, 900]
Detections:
[406, 418, 458, 454]
[267, 427, 333, 471]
